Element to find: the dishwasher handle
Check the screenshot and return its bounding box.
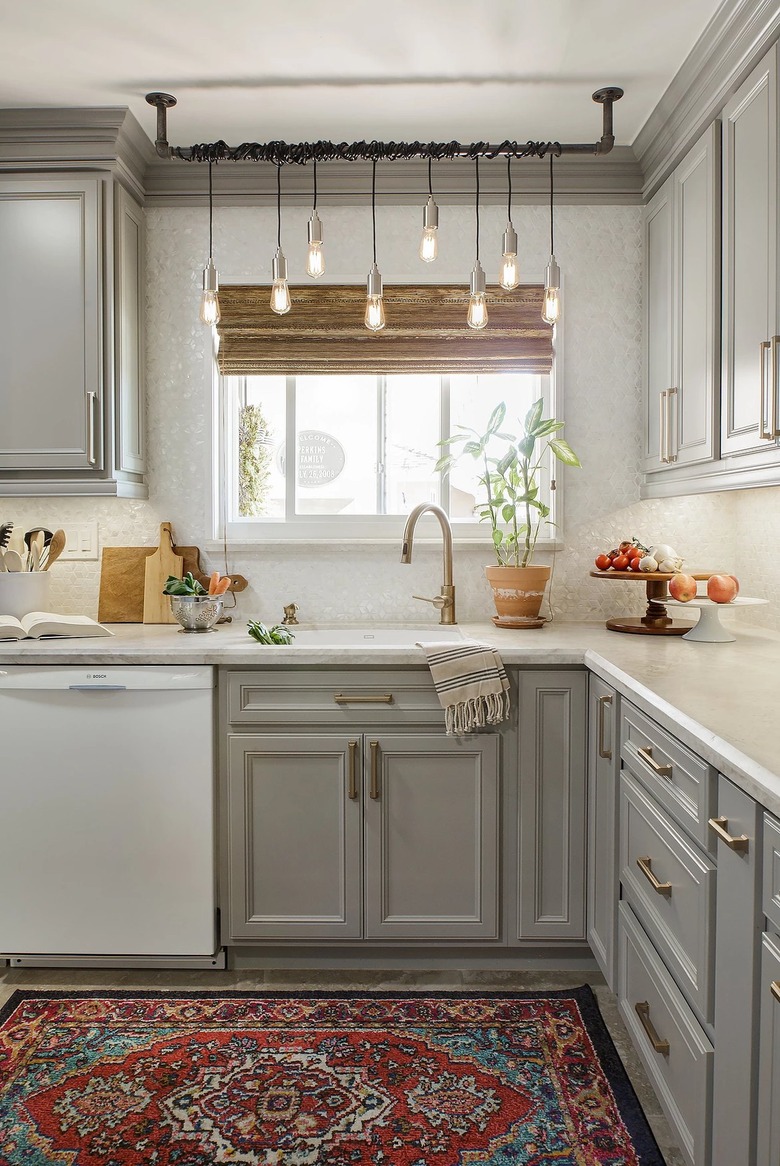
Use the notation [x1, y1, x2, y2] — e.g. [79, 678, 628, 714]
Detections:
[68, 685, 128, 692]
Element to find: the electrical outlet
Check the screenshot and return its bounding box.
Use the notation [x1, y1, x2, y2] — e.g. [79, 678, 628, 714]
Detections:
[59, 522, 99, 561]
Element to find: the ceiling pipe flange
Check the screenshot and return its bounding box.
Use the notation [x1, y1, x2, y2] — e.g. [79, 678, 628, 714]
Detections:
[591, 86, 624, 154]
[145, 92, 177, 158]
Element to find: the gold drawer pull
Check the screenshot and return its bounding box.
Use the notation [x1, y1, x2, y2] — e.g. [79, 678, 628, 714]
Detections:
[369, 740, 380, 800]
[760, 339, 773, 440]
[348, 741, 359, 801]
[637, 856, 672, 897]
[635, 1001, 670, 1055]
[598, 694, 613, 760]
[334, 693, 394, 704]
[771, 981, 780, 1005]
[636, 745, 672, 779]
[708, 816, 749, 853]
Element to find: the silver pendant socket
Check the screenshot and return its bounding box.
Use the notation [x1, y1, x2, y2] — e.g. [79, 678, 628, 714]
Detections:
[545, 254, 561, 289]
[502, 222, 518, 256]
[469, 260, 486, 296]
[307, 211, 323, 245]
[202, 257, 219, 293]
[367, 263, 383, 298]
[272, 248, 288, 282]
[423, 196, 439, 231]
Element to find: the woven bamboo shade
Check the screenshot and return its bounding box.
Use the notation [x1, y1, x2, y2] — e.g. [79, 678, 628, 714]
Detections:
[215, 284, 553, 375]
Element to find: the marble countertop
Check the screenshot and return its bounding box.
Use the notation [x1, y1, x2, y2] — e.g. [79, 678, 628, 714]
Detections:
[1, 619, 779, 817]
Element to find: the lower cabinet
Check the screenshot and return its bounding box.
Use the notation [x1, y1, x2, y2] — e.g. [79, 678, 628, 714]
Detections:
[587, 675, 619, 988]
[225, 729, 499, 943]
[757, 931, 780, 1166]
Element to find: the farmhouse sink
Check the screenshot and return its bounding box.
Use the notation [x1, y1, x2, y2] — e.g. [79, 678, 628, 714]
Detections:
[286, 626, 465, 647]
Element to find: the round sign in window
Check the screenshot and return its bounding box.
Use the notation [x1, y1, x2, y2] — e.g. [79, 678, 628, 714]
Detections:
[277, 430, 346, 488]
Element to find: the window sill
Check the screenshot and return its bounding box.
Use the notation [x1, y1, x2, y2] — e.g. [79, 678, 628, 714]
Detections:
[208, 536, 565, 551]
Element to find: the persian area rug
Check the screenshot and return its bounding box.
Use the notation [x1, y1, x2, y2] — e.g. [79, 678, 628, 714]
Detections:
[0, 987, 664, 1165]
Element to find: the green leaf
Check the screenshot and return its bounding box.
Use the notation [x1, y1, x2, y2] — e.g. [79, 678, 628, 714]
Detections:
[518, 435, 535, 460]
[486, 401, 507, 434]
[494, 431, 517, 442]
[434, 455, 453, 473]
[436, 433, 470, 446]
[501, 503, 515, 524]
[524, 398, 544, 435]
[463, 440, 483, 457]
[549, 438, 582, 467]
[496, 449, 516, 476]
[533, 419, 564, 437]
[492, 530, 504, 546]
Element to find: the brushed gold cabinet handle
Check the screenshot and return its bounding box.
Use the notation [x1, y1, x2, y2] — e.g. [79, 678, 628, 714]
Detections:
[87, 391, 99, 466]
[771, 981, 780, 1005]
[635, 1001, 670, 1055]
[760, 339, 773, 440]
[348, 741, 358, 801]
[597, 694, 613, 760]
[334, 693, 394, 704]
[369, 740, 380, 800]
[708, 816, 749, 853]
[667, 387, 678, 462]
[772, 336, 780, 438]
[636, 745, 672, 779]
[637, 856, 672, 897]
[659, 390, 669, 463]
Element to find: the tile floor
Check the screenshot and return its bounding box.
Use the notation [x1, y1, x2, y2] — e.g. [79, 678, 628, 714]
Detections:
[0, 964, 684, 1166]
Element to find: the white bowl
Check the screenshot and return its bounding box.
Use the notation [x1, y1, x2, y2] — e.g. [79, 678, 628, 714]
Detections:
[0, 571, 51, 619]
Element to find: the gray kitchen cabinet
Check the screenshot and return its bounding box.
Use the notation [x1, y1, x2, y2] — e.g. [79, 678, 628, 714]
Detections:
[757, 931, 780, 1166]
[517, 671, 587, 941]
[721, 43, 780, 459]
[0, 172, 146, 496]
[643, 123, 719, 474]
[363, 733, 499, 940]
[225, 734, 362, 941]
[587, 675, 619, 989]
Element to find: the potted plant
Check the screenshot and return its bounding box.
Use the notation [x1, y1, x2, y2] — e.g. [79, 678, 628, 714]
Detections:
[436, 399, 581, 625]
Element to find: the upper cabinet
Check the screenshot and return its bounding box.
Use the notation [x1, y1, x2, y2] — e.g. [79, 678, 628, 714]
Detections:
[721, 45, 779, 458]
[643, 123, 720, 475]
[0, 172, 146, 497]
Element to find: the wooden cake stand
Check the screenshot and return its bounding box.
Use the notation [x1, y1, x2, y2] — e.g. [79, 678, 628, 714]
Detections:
[589, 570, 718, 635]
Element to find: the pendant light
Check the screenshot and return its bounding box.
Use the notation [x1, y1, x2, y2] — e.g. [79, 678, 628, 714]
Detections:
[306, 158, 325, 278]
[365, 159, 386, 332]
[199, 160, 220, 325]
[270, 164, 291, 316]
[499, 155, 519, 290]
[467, 156, 488, 330]
[542, 151, 561, 325]
[419, 156, 439, 263]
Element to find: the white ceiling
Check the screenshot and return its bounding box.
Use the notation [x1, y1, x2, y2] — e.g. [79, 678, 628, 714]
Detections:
[0, 0, 725, 148]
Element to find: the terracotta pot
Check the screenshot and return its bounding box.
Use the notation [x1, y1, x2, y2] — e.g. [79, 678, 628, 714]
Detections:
[485, 563, 552, 626]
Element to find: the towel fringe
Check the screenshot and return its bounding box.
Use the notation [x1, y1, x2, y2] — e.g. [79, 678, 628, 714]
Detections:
[445, 690, 510, 736]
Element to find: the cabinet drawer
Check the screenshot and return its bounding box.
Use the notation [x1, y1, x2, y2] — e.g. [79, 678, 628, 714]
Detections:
[763, 812, 780, 935]
[620, 772, 716, 1023]
[621, 701, 715, 852]
[618, 901, 713, 1166]
[757, 931, 780, 1166]
[226, 670, 444, 726]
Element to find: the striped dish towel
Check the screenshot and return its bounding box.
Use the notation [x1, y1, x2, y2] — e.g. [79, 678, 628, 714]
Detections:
[418, 640, 510, 736]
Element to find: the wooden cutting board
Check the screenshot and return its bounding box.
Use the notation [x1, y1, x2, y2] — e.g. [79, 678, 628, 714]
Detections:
[143, 522, 184, 624]
[98, 546, 154, 623]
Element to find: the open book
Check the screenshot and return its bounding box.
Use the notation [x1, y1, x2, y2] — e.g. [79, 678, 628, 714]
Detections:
[0, 612, 114, 641]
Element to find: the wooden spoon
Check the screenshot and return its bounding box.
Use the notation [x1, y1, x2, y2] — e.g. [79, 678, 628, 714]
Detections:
[3, 550, 24, 572]
[42, 529, 66, 570]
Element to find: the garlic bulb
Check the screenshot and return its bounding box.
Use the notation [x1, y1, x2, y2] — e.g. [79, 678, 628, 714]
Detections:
[650, 544, 679, 563]
[639, 555, 658, 572]
[657, 556, 684, 573]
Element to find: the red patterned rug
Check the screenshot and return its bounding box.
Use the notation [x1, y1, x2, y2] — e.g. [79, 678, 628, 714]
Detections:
[0, 987, 663, 1164]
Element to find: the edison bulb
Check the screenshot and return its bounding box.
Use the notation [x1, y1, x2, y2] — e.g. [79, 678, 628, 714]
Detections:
[199, 289, 220, 326]
[542, 286, 561, 325]
[306, 242, 325, 278]
[270, 280, 291, 315]
[419, 227, 438, 263]
[365, 294, 386, 332]
[499, 253, 519, 290]
[467, 293, 488, 330]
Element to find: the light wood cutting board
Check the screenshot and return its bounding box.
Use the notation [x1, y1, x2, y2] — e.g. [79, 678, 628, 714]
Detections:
[98, 547, 154, 623]
[143, 522, 184, 624]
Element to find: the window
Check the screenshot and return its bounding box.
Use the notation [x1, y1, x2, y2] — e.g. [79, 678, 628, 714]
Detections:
[222, 372, 557, 541]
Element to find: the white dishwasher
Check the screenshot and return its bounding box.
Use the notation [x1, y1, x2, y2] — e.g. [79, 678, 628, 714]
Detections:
[0, 665, 223, 968]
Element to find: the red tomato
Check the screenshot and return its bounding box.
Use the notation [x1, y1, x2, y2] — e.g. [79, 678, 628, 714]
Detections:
[613, 554, 630, 571]
[595, 554, 611, 571]
[629, 556, 642, 571]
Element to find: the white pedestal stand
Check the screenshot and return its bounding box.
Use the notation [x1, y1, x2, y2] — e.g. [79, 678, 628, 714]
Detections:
[666, 597, 767, 642]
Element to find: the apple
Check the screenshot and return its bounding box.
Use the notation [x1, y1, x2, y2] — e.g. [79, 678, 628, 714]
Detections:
[669, 573, 698, 602]
[730, 575, 740, 596]
[707, 574, 739, 604]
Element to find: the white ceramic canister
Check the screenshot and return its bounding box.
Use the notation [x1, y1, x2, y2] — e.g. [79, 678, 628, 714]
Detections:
[0, 572, 52, 619]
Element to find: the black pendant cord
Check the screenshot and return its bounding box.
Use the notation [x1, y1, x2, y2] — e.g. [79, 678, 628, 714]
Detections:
[506, 155, 512, 222]
[177, 137, 566, 164]
[312, 158, 318, 212]
[549, 152, 555, 255]
[208, 160, 214, 258]
[474, 156, 480, 263]
[371, 160, 378, 266]
[276, 163, 282, 249]
[427, 156, 433, 198]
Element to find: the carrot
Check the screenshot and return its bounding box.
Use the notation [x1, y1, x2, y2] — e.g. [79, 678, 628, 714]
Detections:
[215, 576, 232, 595]
[208, 571, 220, 595]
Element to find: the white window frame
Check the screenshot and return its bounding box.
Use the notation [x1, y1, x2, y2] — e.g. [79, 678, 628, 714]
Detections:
[210, 305, 565, 548]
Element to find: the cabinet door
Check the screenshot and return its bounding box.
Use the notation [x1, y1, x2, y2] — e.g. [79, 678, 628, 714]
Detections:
[363, 734, 499, 939]
[643, 177, 675, 473]
[225, 734, 362, 940]
[587, 675, 619, 989]
[517, 671, 587, 940]
[722, 45, 780, 456]
[672, 122, 720, 468]
[757, 932, 780, 1166]
[0, 176, 103, 471]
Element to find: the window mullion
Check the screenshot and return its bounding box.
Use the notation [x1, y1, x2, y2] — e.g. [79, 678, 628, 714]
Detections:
[440, 375, 451, 514]
[377, 375, 386, 515]
[285, 376, 296, 522]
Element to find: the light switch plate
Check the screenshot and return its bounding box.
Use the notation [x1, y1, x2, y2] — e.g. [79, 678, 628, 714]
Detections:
[59, 522, 99, 561]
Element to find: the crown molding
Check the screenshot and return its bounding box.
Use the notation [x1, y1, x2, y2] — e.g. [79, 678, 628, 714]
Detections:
[143, 147, 642, 206]
[635, 0, 780, 197]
